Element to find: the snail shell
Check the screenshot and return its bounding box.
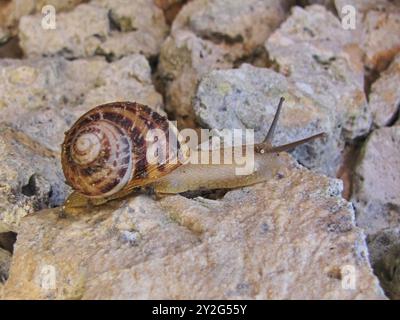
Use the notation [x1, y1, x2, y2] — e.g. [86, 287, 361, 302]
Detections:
[61, 102, 187, 198]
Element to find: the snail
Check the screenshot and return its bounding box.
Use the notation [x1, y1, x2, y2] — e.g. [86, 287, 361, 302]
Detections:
[61, 98, 326, 214]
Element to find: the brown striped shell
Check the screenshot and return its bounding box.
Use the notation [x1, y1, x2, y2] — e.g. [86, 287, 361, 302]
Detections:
[61, 102, 187, 198]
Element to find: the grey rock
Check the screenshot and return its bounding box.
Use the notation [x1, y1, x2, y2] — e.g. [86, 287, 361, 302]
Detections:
[369, 53, 400, 127]
[0, 124, 69, 233]
[368, 228, 400, 299]
[2, 159, 386, 299]
[0, 248, 11, 283]
[158, 0, 292, 128]
[266, 5, 371, 143]
[0, 54, 163, 231]
[352, 126, 400, 236]
[18, 1, 168, 60]
[194, 64, 340, 175]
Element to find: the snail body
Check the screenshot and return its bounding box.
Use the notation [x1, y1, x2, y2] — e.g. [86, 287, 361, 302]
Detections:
[62, 99, 325, 214]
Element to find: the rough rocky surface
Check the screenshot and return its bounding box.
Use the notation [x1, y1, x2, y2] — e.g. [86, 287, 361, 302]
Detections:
[0, 124, 68, 233]
[369, 53, 400, 127]
[158, 0, 293, 128]
[19, 0, 169, 60]
[266, 5, 371, 144]
[3, 158, 385, 299]
[0, 0, 84, 40]
[335, 0, 400, 72]
[194, 64, 336, 174]
[352, 126, 400, 236]
[0, 54, 163, 151]
[368, 228, 400, 299]
[0, 248, 11, 283]
[0, 54, 163, 232]
[0, 0, 398, 301]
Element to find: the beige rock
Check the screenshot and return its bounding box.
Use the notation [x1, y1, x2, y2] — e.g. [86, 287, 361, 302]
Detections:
[0, 54, 163, 151]
[0, 124, 69, 233]
[158, 0, 292, 128]
[335, 0, 400, 71]
[0, 54, 163, 232]
[265, 5, 371, 143]
[18, 1, 169, 60]
[94, 0, 169, 59]
[19, 3, 110, 59]
[159, 30, 235, 128]
[352, 126, 400, 236]
[0, 0, 84, 37]
[3, 158, 385, 299]
[369, 53, 400, 127]
[0, 248, 11, 284]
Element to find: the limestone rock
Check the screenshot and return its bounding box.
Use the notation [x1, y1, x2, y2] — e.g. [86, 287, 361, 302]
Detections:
[369, 53, 400, 127]
[158, 0, 292, 128]
[0, 0, 85, 37]
[3, 158, 385, 299]
[352, 126, 400, 236]
[0, 124, 68, 233]
[0, 54, 163, 151]
[194, 64, 339, 175]
[335, 0, 400, 71]
[18, 1, 169, 60]
[368, 228, 400, 299]
[0, 54, 162, 231]
[0, 248, 11, 283]
[266, 5, 371, 143]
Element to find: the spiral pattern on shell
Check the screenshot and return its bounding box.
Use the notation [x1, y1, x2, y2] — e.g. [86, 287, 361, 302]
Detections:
[62, 102, 186, 198]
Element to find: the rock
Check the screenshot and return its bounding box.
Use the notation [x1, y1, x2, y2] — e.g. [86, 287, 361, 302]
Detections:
[158, 30, 235, 129]
[19, 3, 110, 59]
[266, 5, 371, 144]
[94, 0, 169, 60]
[369, 53, 400, 127]
[335, 0, 400, 72]
[158, 0, 293, 128]
[194, 64, 340, 175]
[0, 124, 69, 233]
[3, 157, 385, 299]
[0, 54, 163, 151]
[0, 54, 163, 231]
[352, 126, 400, 236]
[367, 228, 400, 299]
[0, 0, 84, 37]
[0, 248, 11, 283]
[18, 1, 169, 60]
